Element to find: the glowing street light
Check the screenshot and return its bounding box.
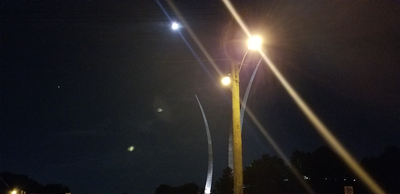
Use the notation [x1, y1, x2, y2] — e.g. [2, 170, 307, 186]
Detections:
[221, 75, 231, 86]
[222, 36, 263, 86]
[247, 36, 263, 50]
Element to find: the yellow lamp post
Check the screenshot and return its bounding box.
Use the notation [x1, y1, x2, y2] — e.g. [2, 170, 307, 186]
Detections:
[231, 59, 242, 194]
[223, 36, 262, 194]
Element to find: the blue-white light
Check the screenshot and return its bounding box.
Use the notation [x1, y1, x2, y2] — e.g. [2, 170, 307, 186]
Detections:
[171, 22, 179, 30]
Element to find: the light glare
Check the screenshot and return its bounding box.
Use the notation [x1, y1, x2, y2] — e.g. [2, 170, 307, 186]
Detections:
[171, 22, 179, 30]
[222, 0, 386, 192]
[221, 76, 231, 85]
[248, 36, 262, 50]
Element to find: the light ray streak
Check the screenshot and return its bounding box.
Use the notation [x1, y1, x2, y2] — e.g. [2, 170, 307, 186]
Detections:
[240, 57, 262, 128]
[156, 0, 215, 81]
[245, 106, 315, 194]
[259, 51, 386, 194]
[165, 0, 224, 77]
[0, 176, 11, 189]
[177, 30, 216, 81]
[222, 1, 315, 191]
[221, 1, 251, 38]
[223, 1, 386, 193]
[195, 95, 213, 194]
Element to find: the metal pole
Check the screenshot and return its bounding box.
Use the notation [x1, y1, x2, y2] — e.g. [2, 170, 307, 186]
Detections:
[195, 95, 213, 194]
[231, 62, 243, 194]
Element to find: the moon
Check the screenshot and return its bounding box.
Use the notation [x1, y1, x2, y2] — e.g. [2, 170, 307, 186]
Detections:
[171, 22, 179, 30]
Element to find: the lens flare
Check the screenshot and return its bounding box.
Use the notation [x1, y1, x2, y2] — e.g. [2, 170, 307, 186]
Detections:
[221, 76, 231, 85]
[222, 1, 385, 193]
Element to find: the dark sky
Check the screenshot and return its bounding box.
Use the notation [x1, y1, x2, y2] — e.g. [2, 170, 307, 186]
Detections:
[1, 1, 399, 194]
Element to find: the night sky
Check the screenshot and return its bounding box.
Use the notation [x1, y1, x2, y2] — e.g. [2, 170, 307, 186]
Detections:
[1, 1, 399, 194]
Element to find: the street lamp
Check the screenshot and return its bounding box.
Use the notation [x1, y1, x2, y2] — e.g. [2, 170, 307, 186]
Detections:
[223, 36, 262, 194]
[222, 36, 263, 86]
[221, 75, 231, 85]
[247, 36, 263, 50]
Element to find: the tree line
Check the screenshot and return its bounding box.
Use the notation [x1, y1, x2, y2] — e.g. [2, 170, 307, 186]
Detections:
[0, 172, 70, 194]
[2, 145, 398, 194]
[155, 145, 400, 194]
[214, 145, 400, 194]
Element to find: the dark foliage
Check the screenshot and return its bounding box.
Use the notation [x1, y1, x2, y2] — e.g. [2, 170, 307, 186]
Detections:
[244, 154, 289, 194]
[155, 183, 199, 194]
[213, 145, 400, 194]
[361, 145, 400, 193]
[213, 167, 233, 194]
[156, 184, 178, 194]
[0, 172, 70, 194]
[178, 183, 199, 194]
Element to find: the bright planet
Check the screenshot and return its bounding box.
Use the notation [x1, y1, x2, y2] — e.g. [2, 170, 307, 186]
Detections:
[127, 146, 135, 152]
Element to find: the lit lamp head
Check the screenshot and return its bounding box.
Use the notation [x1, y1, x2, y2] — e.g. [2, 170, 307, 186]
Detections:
[221, 76, 231, 86]
[247, 36, 263, 50]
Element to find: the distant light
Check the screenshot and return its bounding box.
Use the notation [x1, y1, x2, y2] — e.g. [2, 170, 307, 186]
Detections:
[221, 76, 231, 85]
[127, 146, 135, 152]
[11, 190, 17, 194]
[157, 108, 163, 113]
[171, 22, 179, 30]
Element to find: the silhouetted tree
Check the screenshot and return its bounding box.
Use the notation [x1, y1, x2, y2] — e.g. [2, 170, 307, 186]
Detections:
[377, 145, 400, 192]
[0, 172, 70, 194]
[244, 154, 289, 194]
[361, 145, 400, 193]
[213, 145, 400, 194]
[155, 184, 178, 194]
[213, 167, 233, 194]
[178, 183, 199, 194]
[44, 184, 70, 194]
[0, 172, 43, 194]
[290, 146, 355, 193]
[290, 149, 312, 176]
[310, 146, 351, 180]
